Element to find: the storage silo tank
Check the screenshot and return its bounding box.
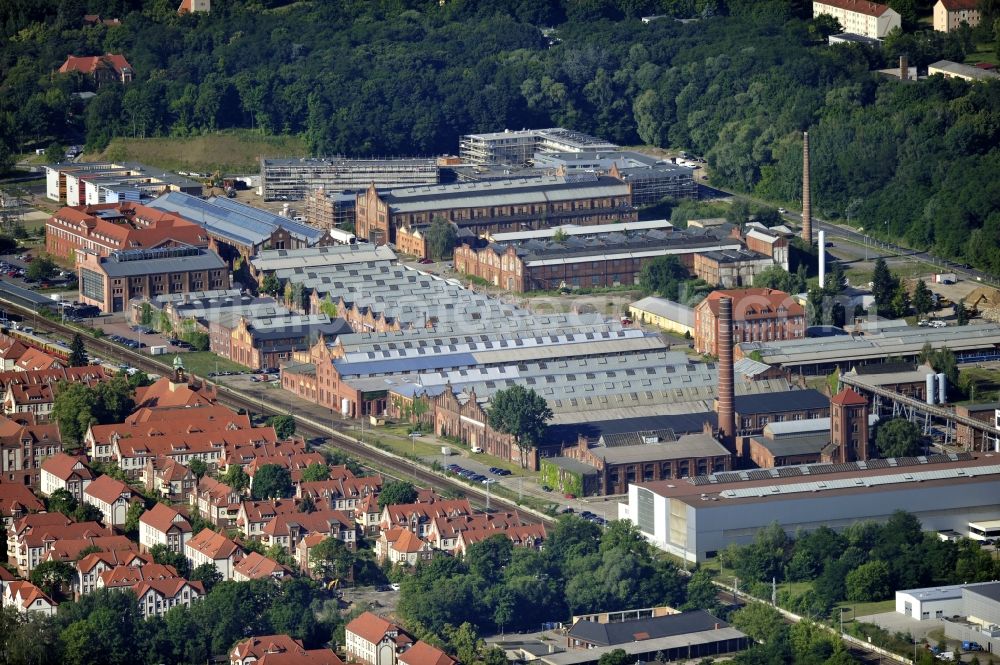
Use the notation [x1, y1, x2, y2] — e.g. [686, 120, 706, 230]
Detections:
[937, 373, 947, 404]
[925, 373, 936, 405]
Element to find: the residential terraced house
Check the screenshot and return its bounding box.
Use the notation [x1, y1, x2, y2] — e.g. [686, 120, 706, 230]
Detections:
[189, 476, 242, 528]
[345, 612, 414, 665]
[374, 528, 434, 565]
[233, 551, 292, 582]
[2, 580, 57, 615]
[0, 482, 44, 527]
[0, 366, 110, 419]
[76, 549, 151, 596]
[378, 499, 474, 539]
[260, 509, 356, 553]
[231, 634, 344, 665]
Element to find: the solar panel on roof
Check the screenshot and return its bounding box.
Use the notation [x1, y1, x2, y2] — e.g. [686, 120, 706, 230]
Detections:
[808, 465, 837, 475]
[776, 467, 803, 478]
[866, 458, 890, 469]
[747, 470, 773, 481]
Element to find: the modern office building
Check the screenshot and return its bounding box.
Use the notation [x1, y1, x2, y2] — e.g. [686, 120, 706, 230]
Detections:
[45, 162, 202, 205]
[78, 245, 230, 313]
[260, 157, 439, 201]
[459, 128, 618, 166]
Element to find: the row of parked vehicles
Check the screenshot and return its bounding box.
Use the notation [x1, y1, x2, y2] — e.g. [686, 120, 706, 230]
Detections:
[445, 463, 511, 485]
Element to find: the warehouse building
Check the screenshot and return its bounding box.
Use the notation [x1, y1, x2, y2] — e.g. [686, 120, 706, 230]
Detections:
[355, 174, 635, 248]
[737, 322, 1000, 375]
[260, 157, 439, 201]
[620, 451, 1000, 563]
[628, 297, 695, 337]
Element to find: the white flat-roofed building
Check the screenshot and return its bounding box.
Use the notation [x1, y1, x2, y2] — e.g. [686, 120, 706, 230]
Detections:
[460, 128, 618, 166]
[928, 60, 1000, 82]
[968, 519, 1000, 542]
[896, 582, 997, 620]
[619, 452, 1000, 563]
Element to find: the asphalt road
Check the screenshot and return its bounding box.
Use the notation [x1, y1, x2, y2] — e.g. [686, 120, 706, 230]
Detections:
[692, 175, 997, 287]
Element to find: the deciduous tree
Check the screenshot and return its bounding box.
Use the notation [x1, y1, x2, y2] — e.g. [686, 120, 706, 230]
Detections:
[487, 385, 553, 468]
[377, 480, 418, 509]
[252, 464, 293, 500]
[874, 418, 924, 458]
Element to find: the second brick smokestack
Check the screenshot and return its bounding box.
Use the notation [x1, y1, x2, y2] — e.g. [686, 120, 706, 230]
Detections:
[717, 296, 736, 454]
[802, 131, 812, 246]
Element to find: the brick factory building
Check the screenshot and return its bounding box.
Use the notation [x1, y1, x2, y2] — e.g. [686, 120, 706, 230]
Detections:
[78, 246, 230, 313]
[46, 202, 208, 265]
[355, 174, 635, 248]
[694, 288, 805, 356]
[454, 226, 742, 292]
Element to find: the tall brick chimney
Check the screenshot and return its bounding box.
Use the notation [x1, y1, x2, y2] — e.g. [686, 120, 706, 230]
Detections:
[802, 131, 812, 246]
[717, 296, 736, 454]
[900, 55, 908, 80]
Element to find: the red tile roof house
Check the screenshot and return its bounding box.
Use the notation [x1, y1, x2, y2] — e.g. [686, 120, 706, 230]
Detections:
[424, 512, 524, 553]
[12, 347, 62, 372]
[233, 551, 292, 582]
[378, 499, 474, 539]
[2, 580, 57, 616]
[40, 535, 135, 570]
[139, 502, 193, 554]
[87, 403, 250, 462]
[246, 452, 326, 489]
[189, 475, 242, 528]
[0, 334, 30, 370]
[374, 528, 434, 566]
[0, 366, 109, 419]
[231, 634, 344, 665]
[0, 482, 45, 528]
[237, 498, 302, 538]
[345, 612, 414, 665]
[222, 437, 308, 471]
[113, 429, 276, 479]
[142, 456, 196, 501]
[8, 513, 113, 575]
[454, 524, 547, 557]
[185, 528, 244, 580]
[96, 562, 181, 591]
[296, 474, 383, 516]
[134, 374, 217, 409]
[83, 474, 133, 527]
[398, 642, 457, 665]
[260, 509, 356, 554]
[132, 577, 205, 619]
[354, 494, 382, 538]
[75, 549, 151, 596]
[0, 413, 61, 489]
[39, 452, 93, 501]
[58, 53, 134, 85]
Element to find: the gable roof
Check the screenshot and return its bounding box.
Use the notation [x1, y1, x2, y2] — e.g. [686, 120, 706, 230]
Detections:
[134, 376, 216, 409]
[186, 528, 241, 560]
[84, 474, 131, 504]
[41, 453, 93, 482]
[815, 0, 894, 17]
[132, 577, 204, 600]
[399, 642, 457, 665]
[100, 563, 179, 588]
[58, 53, 133, 76]
[232, 635, 305, 661]
[939, 0, 979, 9]
[76, 549, 150, 573]
[234, 552, 291, 580]
[5, 580, 56, 610]
[346, 612, 400, 645]
[0, 482, 45, 516]
[14, 347, 61, 371]
[700, 288, 803, 320]
[140, 502, 192, 534]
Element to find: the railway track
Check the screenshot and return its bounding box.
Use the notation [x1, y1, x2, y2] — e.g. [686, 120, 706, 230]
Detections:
[6, 302, 553, 527]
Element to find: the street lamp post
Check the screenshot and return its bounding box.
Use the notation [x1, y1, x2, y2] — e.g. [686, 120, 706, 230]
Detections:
[409, 432, 419, 455]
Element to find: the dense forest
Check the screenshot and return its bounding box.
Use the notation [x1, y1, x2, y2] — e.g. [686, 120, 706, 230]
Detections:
[0, 0, 999, 274]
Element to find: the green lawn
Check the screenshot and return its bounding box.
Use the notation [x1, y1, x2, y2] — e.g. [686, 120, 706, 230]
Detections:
[175, 351, 248, 377]
[959, 366, 1000, 401]
[82, 130, 307, 174]
[965, 45, 1000, 67]
[834, 599, 896, 624]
